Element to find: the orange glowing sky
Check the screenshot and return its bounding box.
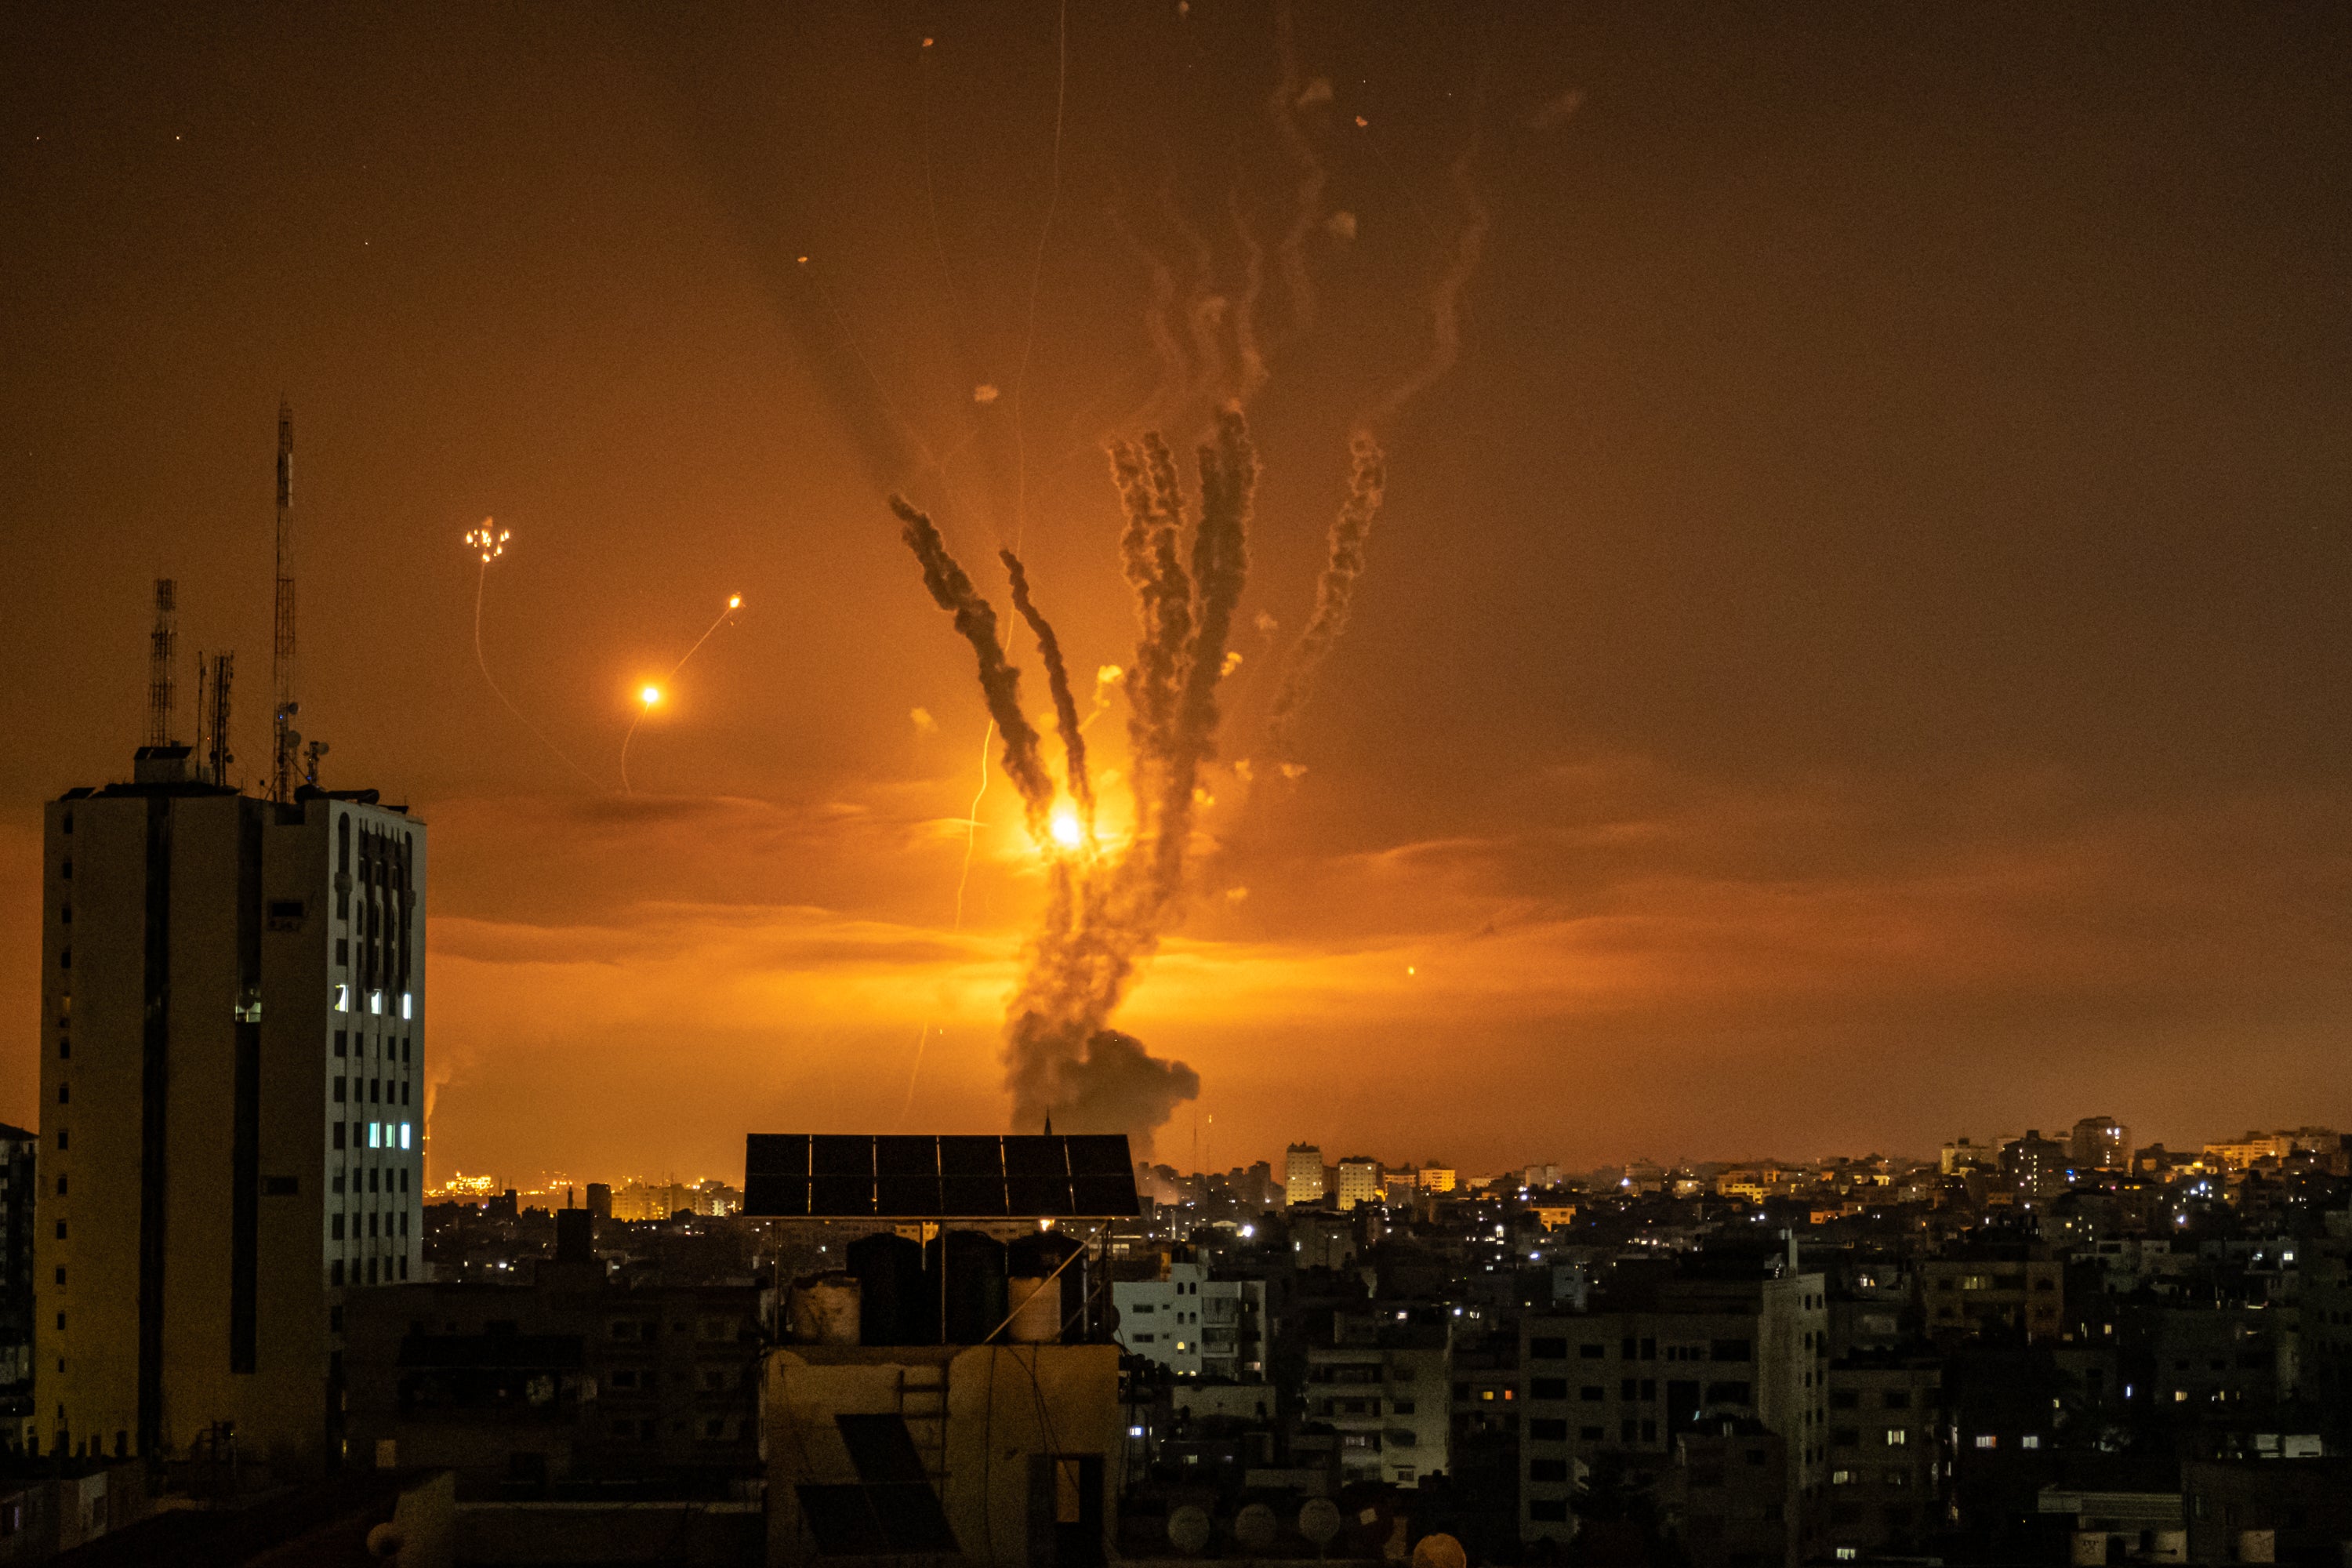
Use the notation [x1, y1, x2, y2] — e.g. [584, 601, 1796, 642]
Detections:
[4, 5, 2350, 1183]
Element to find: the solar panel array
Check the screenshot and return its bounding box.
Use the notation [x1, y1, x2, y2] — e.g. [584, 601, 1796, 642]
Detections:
[742, 1133, 1139, 1218]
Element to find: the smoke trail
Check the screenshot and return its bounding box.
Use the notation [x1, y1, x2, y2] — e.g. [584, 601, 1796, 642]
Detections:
[1269, 1, 1327, 344]
[905, 413, 1259, 1152]
[891, 497, 1057, 837]
[1000, 550, 1094, 824]
[1266, 434, 1386, 757]
[1355, 132, 1490, 432]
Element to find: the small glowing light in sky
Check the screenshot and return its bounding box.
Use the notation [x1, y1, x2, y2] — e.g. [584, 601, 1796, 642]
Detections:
[640, 685, 662, 707]
[1049, 809, 1083, 849]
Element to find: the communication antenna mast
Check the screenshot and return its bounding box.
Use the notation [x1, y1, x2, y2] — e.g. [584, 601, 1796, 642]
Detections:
[146, 578, 178, 746]
[271, 401, 299, 803]
[204, 652, 235, 786]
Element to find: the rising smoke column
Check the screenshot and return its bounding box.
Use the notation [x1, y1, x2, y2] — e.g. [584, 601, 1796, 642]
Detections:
[899, 412, 1260, 1148]
[1265, 433, 1386, 759]
[1000, 549, 1093, 826]
[891, 498, 1056, 839]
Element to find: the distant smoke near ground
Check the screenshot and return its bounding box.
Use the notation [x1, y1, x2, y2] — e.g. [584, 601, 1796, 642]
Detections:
[893, 408, 1259, 1151]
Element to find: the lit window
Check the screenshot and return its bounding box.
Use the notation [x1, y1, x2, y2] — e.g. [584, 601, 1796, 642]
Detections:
[368, 1123, 382, 1149]
[333, 985, 350, 1013]
[399, 1123, 412, 1151]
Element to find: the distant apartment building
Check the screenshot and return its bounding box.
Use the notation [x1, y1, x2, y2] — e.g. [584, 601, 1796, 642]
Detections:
[1303, 1323, 1450, 1488]
[2000, 1130, 2069, 1199]
[1112, 1261, 1265, 1381]
[1283, 1144, 1326, 1207]
[38, 748, 424, 1470]
[342, 1213, 762, 1492]
[1921, 1245, 2063, 1342]
[1822, 1352, 1941, 1557]
[2068, 1116, 2132, 1172]
[1519, 1269, 1829, 1549]
[1334, 1157, 1383, 1211]
[0, 1124, 33, 1426]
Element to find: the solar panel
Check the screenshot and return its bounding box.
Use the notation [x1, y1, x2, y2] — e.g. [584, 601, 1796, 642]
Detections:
[740, 1134, 1137, 1218]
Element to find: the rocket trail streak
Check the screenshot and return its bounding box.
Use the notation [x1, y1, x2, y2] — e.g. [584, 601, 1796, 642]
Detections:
[1000, 550, 1094, 826]
[472, 564, 606, 792]
[894, 498, 1057, 837]
[1267, 434, 1386, 757]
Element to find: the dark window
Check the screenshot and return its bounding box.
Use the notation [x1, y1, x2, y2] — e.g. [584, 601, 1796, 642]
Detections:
[1530, 1459, 1570, 1483]
[1531, 1378, 1568, 1400]
[1530, 1337, 1568, 1359]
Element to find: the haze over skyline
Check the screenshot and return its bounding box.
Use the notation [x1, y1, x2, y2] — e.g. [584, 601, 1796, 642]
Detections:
[5, 4, 2349, 1182]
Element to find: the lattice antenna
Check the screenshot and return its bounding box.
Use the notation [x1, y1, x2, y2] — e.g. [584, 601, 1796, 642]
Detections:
[271, 401, 298, 802]
[146, 578, 178, 746]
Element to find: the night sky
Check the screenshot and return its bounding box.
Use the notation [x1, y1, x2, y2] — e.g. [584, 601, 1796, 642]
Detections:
[4, 4, 2349, 1185]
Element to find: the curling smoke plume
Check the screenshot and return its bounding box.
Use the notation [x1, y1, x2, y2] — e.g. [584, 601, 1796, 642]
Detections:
[1267, 434, 1385, 758]
[895, 409, 1260, 1150]
[892, 498, 1056, 840]
[1000, 549, 1094, 826]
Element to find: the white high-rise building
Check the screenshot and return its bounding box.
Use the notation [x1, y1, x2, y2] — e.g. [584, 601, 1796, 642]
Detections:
[1283, 1143, 1326, 1207]
[37, 744, 424, 1471]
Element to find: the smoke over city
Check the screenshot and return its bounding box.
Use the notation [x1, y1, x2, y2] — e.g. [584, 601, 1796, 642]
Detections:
[895, 408, 1258, 1149]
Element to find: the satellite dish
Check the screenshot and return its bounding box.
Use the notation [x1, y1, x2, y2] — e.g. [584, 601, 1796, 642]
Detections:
[1412, 1533, 1469, 1568]
[1298, 1497, 1342, 1548]
[1235, 1502, 1278, 1552]
[1167, 1504, 1211, 1555]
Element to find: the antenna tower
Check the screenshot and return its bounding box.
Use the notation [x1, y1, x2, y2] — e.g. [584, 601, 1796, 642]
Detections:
[146, 578, 178, 746]
[271, 401, 298, 803]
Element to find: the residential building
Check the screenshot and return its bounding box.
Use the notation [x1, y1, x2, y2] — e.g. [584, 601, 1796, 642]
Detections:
[1112, 1261, 1266, 1381]
[2000, 1130, 2068, 1199]
[1302, 1321, 1450, 1489]
[341, 1213, 762, 1494]
[1822, 1353, 1940, 1557]
[2067, 1116, 2131, 1173]
[1334, 1157, 1383, 1212]
[1921, 1245, 2063, 1343]
[38, 747, 425, 1472]
[0, 1125, 33, 1426]
[1283, 1144, 1325, 1208]
[1519, 1267, 1829, 1548]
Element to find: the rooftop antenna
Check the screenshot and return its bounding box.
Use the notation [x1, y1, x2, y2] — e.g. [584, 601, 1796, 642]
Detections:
[197, 651, 234, 786]
[271, 400, 299, 803]
[146, 578, 178, 746]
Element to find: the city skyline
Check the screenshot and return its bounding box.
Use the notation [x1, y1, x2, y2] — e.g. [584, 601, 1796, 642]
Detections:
[5, 5, 2350, 1183]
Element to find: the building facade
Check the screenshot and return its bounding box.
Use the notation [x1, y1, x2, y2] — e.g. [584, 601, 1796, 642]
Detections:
[36, 750, 424, 1470]
[1282, 1145, 1325, 1207]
